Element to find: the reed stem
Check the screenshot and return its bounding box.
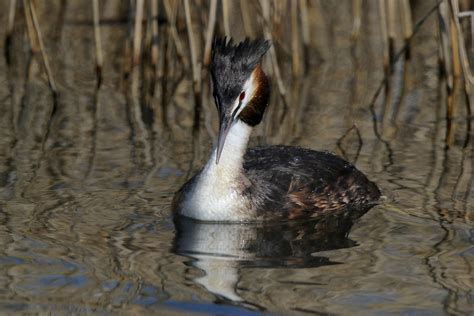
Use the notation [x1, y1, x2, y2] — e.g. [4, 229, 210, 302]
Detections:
[133, 0, 144, 66]
[92, 0, 103, 86]
[26, 0, 57, 95]
[203, 0, 217, 67]
[150, 0, 159, 69]
[184, 0, 202, 133]
[291, 0, 301, 76]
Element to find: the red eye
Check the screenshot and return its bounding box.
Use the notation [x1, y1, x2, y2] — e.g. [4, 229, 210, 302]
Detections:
[239, 91, 245, 101]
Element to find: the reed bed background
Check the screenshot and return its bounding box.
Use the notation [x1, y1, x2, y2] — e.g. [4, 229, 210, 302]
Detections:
[3, 0, 473, 152]
[4, 0, 474, 173]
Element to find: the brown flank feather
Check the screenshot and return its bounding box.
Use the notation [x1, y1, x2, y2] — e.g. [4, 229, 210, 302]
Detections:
[285, 175, 375, 220]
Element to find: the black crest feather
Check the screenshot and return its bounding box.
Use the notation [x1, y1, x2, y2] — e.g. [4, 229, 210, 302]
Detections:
[211, 38, 270, 106]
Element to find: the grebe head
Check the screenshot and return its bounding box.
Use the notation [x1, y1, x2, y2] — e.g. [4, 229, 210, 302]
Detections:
[211, 38, 271, 164]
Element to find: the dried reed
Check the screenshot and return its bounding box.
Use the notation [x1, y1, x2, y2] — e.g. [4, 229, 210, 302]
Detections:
[9, 0, 471, 154]
[4, 0, 17, 64]
[25, 0, 57, 95]
[401, 0, 413, 58]
[291, 0, 302, 76]
[222, 0, 231, 37]
[260, 0, 288, 108]
[203, 0, 217, 67]
[150, 0, 159, 69]
[6, 0, 16, 38]
[184, 0, 202, 133]
[163, 0, 188, 67]
[300, 0, 310, 71]
[132, 0, 144, 66]
[92, 0, 103, 87]
[240, 0, 254, 38]
[351, 0, 362, 40]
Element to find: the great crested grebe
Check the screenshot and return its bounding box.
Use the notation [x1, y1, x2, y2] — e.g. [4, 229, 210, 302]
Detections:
[173, 38, 380, 222]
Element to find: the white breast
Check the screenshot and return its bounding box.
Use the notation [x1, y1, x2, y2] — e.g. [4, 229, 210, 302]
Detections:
[179, 121, 253, 221]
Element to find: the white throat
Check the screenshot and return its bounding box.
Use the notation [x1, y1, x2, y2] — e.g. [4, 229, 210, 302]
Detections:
[180, 120, 253, 221]
[209, 120, 252, 174]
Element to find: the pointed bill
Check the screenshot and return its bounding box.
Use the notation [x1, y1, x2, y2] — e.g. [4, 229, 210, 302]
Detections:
[216, 116, 233, 164]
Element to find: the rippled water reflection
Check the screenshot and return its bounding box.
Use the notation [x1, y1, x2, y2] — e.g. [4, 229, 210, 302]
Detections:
[0, 1, 472, 315]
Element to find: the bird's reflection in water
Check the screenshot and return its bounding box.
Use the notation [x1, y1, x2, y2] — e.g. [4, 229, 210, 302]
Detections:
[172, 207, 372, 305]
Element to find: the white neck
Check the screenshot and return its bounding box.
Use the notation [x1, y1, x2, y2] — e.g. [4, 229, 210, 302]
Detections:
[179, 120, 253, 221]
[205, 120, 252, 178]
